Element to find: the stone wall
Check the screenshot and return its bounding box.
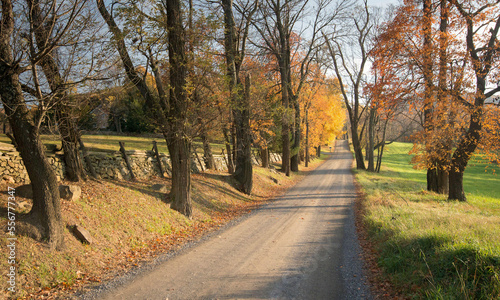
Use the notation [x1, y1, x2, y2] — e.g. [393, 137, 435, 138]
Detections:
[0, 147, 282, 184]
[0, 152, 64, 184]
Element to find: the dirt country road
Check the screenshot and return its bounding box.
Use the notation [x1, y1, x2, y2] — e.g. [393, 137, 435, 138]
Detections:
[87, 140, 371, 300]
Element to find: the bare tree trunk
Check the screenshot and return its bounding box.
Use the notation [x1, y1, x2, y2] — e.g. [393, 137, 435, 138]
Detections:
[261, 147, 269, 168]
[223, 127, 235, 174]
[78, 138, 97, 178]
[97, 0, 192, 216]
[166, 134, 192, 215]
[114, 115, 122, 133]
[0, 0, 63, 249]
[222, 0, 253, 192]
[201, 132, 215, 170]
[376, 144, 385, 173]
[231, 122, 237, 166]
[233, 75, 253, 194]
[351, 122, 366, 170]
[367, 107, 376, 172]
[57, 107, 86, 181]
[166, 0, 192, 216]
[290, 95, 301, 172]
[152, 141, 165, 178]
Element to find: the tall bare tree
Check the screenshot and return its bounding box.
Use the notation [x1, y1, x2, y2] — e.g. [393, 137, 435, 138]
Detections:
[0, 0, 88, 249]
[96, 0, 193, 216]
[222, 0, 257, 194]
[253, 0, 338, 175]
[323, 0, 376, 170]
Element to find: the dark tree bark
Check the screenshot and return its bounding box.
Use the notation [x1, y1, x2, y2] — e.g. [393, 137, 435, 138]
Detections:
[57, 108, 86, 181]
[201, 132, 216, 170]
[233, 75, 253, 194]
[165, 0, 192, 216]
[279, 35, 292, 176]
[223, 127, 235, 174]
[290, 95, 301, 172]
[0, 0, 64, 249]
[78, 138, 97, 178]
[367, 107, 376, 172]
[152, 141, 165, 177]
[261, 147, 269, 168]
[222, 0, 255, 193]
[97, 0, 192, 216]
[114, 115, 122, 133]
[350, 119, 366, 169]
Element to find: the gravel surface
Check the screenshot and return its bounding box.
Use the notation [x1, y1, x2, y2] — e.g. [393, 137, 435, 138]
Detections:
[76, 140, 372, 300]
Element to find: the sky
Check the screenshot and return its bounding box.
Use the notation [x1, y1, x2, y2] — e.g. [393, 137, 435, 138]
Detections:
[367, 0, 401, 8]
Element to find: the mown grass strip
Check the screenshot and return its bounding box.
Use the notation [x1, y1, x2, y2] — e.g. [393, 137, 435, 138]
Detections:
[355, 142, 500, 299]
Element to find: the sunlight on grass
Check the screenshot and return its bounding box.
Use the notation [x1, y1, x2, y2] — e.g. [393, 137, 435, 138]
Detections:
[356, 142, 500, 299]
[0, 133, 227, 155]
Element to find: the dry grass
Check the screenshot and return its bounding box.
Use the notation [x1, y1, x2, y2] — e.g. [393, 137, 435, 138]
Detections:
[0, 156, 327, 299]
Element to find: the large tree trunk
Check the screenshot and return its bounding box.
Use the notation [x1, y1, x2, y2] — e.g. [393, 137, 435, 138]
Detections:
[57, 107, 86, 181]
[0, 1, 64, 248]
[14, 121, 64, 250]
[233, 75, 253, 194]
[222, 0, 253, 192]
[427, 169, 438, 192]
[449, 168, 465, 201]
[279, 25, 292, 177]
[448, 109, 483, 201]
[98, 0, 192, 216]
[290, 95, 301, 172]
[166, 0, 192, 216]
[351, 121, 366, 170]
[166, 133, 192, 216]
[261, 147, 269, 168]
[280, 61, 291, 176]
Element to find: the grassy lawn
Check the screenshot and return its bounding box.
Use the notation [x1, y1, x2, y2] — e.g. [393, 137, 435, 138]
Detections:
[0, 134, 227, 155]
[355, 142, 500, 299]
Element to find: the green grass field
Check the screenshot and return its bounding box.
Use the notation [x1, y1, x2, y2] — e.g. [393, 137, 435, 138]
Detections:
[0, 134, 227, 155]
[355, 142, 500, 299]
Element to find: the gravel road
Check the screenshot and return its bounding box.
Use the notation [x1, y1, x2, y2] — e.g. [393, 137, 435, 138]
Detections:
[81, 140, 371, 300]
